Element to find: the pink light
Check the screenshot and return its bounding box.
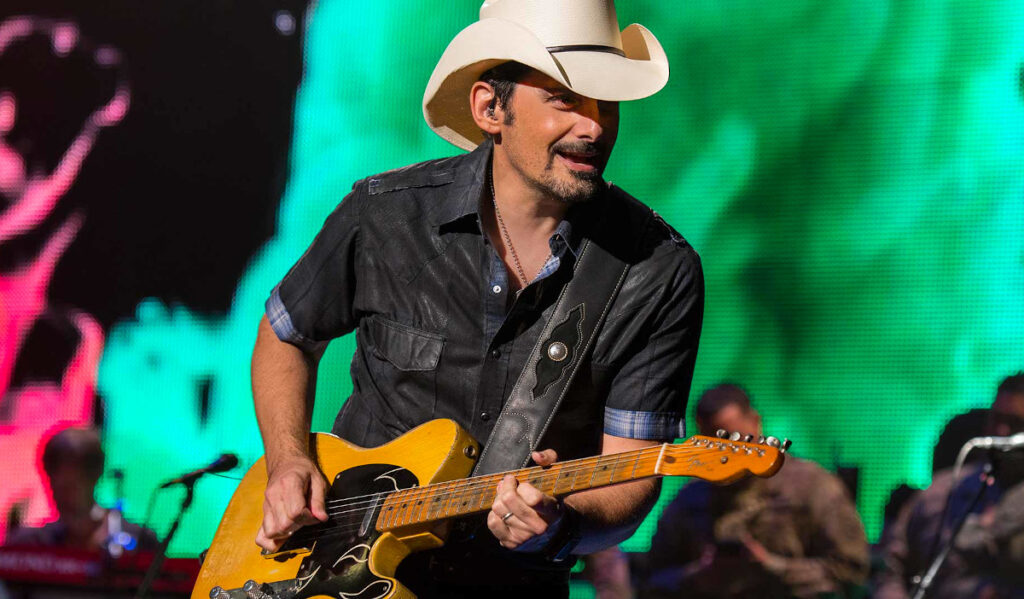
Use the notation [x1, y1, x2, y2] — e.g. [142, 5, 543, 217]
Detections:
[0, 16, 129, 544]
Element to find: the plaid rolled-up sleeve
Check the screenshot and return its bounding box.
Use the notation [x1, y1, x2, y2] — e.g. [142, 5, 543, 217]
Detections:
[604, 407, 686, 440]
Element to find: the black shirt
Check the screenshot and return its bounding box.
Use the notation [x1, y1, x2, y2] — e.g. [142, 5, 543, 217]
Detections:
[268, 139, 704, 461]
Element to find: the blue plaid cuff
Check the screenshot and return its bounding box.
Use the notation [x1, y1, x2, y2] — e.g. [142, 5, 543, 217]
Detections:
[604, 407, 686, 441]
[265, 286, 319, 351]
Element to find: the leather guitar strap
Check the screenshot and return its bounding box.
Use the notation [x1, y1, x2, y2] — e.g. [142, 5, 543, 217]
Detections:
[471, 213, 639, 476]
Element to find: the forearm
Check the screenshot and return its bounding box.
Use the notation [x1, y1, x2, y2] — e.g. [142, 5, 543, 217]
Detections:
[567, 477, 660, 553]
[251, 315, 321, 468]
[565, 434, 663, 553]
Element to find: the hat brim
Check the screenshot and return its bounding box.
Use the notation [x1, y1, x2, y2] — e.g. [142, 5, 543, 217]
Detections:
[423, 19, 668, 151]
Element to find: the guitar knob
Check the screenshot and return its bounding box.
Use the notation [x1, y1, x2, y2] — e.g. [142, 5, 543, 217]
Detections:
[716, 429, 728, 439]
[243, 580, 273, 599]
[765, 436, 780, 448]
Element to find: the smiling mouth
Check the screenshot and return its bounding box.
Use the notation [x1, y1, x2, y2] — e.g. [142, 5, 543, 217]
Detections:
[555, 150, 601, 172]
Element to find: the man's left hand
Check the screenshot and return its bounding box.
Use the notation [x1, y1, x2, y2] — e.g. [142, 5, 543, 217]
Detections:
[487, 449, 563, 550]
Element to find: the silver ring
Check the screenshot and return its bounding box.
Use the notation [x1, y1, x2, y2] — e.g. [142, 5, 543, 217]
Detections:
[501, 512, 514, 523]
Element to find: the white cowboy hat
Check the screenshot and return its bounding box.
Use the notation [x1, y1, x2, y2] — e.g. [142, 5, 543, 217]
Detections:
[423, 0, 669, 151]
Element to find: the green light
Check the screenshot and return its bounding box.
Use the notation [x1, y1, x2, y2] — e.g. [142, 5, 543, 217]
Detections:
[98, 0, 1024, 559]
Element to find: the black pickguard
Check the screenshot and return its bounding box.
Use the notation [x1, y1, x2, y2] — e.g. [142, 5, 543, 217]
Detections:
[287, 463, 418, 599]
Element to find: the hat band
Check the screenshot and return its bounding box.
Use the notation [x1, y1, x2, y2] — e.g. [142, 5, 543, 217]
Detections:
[546, 44, 626, 57]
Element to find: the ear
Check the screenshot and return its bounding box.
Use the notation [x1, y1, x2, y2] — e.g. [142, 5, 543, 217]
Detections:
[469, 81, 502, 138]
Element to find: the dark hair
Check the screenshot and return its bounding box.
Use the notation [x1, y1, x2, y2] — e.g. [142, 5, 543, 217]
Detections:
[478, 61, 532, 126]
[997, 371, 1024, 396]
[695, 383, 753, 423]
[42, 428, 105, 480]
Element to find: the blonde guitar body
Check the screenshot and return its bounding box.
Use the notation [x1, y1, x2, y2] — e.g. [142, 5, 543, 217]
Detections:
[193, 419, 480, 599]
[193, 418, 785, 599]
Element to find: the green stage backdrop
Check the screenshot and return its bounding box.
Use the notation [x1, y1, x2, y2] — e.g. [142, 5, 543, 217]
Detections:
[96, 2, 1024, 589]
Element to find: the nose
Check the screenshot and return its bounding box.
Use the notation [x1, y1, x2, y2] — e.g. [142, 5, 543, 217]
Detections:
[572, 98, 618, 141]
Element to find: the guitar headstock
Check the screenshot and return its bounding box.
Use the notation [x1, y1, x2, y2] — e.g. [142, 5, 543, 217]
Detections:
[657, 430, 790, 483]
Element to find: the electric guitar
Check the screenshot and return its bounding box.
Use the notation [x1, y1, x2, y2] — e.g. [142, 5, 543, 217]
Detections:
[193, 418, 788, 599]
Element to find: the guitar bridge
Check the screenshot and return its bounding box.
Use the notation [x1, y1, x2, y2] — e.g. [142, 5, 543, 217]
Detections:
[260, 545, 312, 561]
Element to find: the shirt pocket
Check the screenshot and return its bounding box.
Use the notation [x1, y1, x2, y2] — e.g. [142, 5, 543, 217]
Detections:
[359, 315, 445, 433]
[366, 315, 444, 371]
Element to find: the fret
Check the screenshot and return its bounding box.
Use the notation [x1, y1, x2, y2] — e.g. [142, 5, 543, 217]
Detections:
[568, 461, 582, 492]
[427, 486, 446, 519]
[382, 496, 398, 529]
[397, 490, 413, 526]
[590, 454, 616, 488]
[453, 484, 473, 515]
[466, 479, 484, 512]
[553, 464, 576, 494]
[409, 486, 428, 524]
[610, 452, 633, 484]
[442, 480, 460, 517]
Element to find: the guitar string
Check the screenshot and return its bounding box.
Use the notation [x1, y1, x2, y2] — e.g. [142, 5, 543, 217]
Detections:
[288, 453, 667, 546]
[314, 443, 753, 520]
[317, 445, 667, 511]
[286, 450, 772, 547]
[278, 444, 768, 546]
[320, 443, 679, 507]
[282, 449, 670, 545]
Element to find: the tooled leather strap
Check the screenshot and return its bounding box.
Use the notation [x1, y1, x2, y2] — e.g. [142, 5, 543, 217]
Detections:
[471, 227, 634, 476]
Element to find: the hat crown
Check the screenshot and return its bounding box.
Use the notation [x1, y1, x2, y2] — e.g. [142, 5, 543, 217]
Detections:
[480, 0, 623, 50]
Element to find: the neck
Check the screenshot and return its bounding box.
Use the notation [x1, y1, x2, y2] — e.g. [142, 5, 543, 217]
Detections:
[375, 444, 669, 532]
[485, 152, 568, 289]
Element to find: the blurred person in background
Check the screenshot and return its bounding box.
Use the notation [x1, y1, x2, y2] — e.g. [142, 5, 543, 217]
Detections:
[5, 427, 157, 553]
[581, 546, 632, 599]
[873, 372, 1024, 598]
[638, 384, 868, 598]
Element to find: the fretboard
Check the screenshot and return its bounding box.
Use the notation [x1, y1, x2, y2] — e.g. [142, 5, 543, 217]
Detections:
[374, 444, 666, 532]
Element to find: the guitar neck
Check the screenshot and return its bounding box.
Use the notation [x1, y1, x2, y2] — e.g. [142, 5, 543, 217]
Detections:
[375, 444, 668, 531]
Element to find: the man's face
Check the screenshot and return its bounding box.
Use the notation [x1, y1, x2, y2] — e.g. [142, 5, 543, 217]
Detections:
[48, 463, 97, 519]
[988, 392, 1024, 437]
[495, 70, 619, 204]
[697, 404, 763, 438]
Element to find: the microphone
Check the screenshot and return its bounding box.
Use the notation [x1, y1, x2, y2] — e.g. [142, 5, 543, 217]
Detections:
[968, 433, 1024, 451]
[159, 454, 239, 489]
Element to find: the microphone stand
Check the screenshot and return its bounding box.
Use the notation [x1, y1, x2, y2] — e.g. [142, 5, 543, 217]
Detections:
[134, 478, 196, 599]
[909, 458, 994, 599]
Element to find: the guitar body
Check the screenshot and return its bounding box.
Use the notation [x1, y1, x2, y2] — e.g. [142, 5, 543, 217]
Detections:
[192, 419, 480, 599]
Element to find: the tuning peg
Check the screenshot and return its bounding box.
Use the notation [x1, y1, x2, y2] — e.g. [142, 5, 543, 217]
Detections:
[728, 431, 742, 441]
[781, 439, 792, 453]
[743, 434, 753, 442]
[764, 436, 780, 448]
[757, 436, 766, 445]
[716, 429, 728, 439]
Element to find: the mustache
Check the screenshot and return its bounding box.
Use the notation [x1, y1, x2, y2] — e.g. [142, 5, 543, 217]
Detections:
[551, 140, 607, 158]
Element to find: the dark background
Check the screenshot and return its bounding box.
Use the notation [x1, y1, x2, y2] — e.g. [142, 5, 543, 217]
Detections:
[1, 0, 308, 328]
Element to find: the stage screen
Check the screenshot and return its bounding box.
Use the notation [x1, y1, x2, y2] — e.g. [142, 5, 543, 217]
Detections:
[2, 1, 1023, 595]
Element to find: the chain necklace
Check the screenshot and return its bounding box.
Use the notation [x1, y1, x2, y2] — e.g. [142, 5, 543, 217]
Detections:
[490, 175, 530, 289]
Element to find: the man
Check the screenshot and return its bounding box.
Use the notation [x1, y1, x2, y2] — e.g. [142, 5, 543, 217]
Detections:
[874, 373, 1024, 598]
[5, 427, 157, 553]
[251, 1, 703, 597]
[640, 384, 869, 598]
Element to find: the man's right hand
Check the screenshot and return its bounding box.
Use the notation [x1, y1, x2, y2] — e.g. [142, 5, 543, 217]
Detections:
[256, 456, 329, 552]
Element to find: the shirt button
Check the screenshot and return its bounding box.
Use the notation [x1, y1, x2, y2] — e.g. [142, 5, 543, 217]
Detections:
[480, 412, 491, 421]
[492, 285, 502, 294]
[490, 349, 501, 359]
